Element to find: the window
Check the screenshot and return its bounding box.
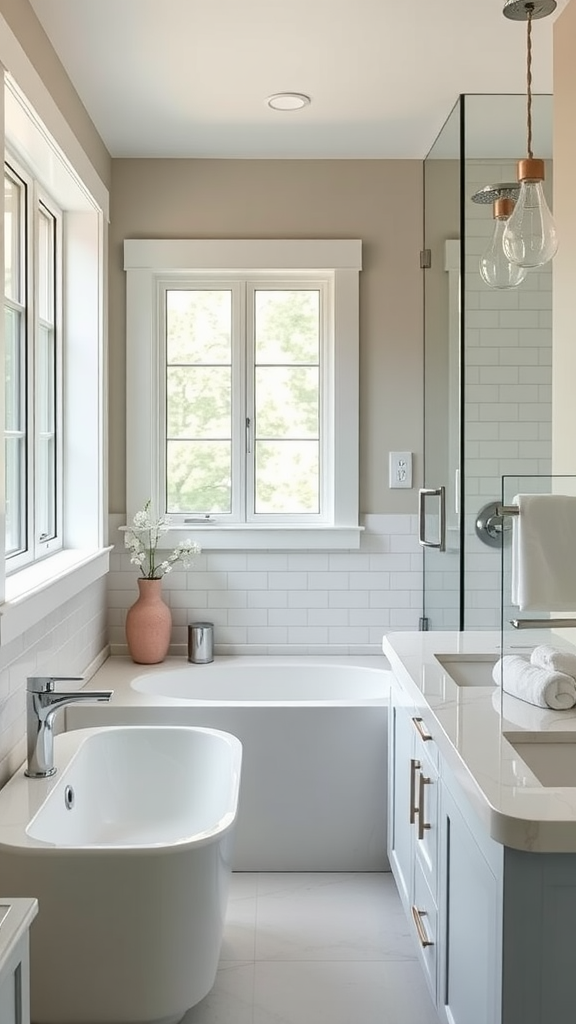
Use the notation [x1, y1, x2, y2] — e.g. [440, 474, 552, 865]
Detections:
[125, 239, 362, 549]
[4, 159, 62, 571]
[0, 73, 109, 644]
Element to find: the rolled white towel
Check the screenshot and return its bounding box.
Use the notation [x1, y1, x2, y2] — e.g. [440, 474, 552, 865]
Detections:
[492, 655, 576, 710]
[530, 644, 576, 680]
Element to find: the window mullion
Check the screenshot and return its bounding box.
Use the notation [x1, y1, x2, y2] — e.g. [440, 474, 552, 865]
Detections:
[244, 283, 256, 522]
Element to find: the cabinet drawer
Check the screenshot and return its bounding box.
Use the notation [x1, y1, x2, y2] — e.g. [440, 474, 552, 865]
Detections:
[412, 856, 438, 1003]
[414, 744, 439, 899]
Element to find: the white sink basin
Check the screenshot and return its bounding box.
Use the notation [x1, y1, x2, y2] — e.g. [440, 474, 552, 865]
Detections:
[504, 731, 576, 787]
[434, 653, 498, 687]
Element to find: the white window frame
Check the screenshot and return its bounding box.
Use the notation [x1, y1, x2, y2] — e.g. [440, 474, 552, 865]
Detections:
[125, 239, 362, 550]
[4, 154, 63, 572]
[0, 72, 110, 644]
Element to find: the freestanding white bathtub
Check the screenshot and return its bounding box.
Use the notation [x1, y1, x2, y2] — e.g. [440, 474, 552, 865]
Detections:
[67, 655, 391, 871]
[0, 725, 242, 1024]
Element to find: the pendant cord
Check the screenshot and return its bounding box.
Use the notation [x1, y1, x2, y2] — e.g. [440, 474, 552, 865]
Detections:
[526, 5, 534, 158]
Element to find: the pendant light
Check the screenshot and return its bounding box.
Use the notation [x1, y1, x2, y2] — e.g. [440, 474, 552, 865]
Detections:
[502, 0, 558, 268]
[472, 184, 528, 289]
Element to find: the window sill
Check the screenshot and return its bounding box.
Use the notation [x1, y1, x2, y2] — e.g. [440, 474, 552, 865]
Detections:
[0, 548, 112, 646]
[161, 525, 364, 551]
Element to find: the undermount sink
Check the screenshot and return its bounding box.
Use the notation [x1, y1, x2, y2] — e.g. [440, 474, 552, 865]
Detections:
[434, 653, 498, 687]
[504, 731, 576, 787]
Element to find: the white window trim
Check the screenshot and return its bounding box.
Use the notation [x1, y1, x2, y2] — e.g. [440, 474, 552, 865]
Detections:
[124, 239, 363, 550]
[0, 73, 109, 643]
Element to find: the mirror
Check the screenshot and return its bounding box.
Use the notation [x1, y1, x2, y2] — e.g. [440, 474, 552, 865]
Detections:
[422, 93, 553, 631]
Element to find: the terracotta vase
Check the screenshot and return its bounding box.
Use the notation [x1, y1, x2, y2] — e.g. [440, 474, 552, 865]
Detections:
[125, 578, 172, 664]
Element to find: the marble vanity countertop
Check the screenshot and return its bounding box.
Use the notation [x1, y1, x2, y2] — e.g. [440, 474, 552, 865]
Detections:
[382, 630, 576, 853]
[0, 897, 37, 973]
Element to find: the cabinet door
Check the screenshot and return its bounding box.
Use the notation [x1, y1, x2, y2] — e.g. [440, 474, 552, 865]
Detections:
[0, 934, 31, 1024]
[439, 783, 501, 1024]
[388, 702, 416, 909]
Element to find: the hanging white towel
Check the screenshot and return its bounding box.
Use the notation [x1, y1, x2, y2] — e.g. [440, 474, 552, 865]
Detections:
[492, 654, 576, 709]
[530, 644, 576, 679]
[511, 493, 576, 611]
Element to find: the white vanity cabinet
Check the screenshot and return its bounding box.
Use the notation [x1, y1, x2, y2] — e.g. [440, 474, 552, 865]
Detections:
[388, 681, 502, 1024]
[0, 899, 37, 1024]
[438, 777, 502, 1024]
[385, 630, 576, 1024]
[388, 667, 576, 1024]
[387, 696, 440, 1002]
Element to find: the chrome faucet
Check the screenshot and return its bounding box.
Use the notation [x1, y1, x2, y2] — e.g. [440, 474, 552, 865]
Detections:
[25, 676, 114, 778]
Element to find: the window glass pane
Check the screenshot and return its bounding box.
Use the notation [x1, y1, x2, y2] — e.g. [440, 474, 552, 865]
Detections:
[167, 366, 231, 439]
[38, 205, 55, 323]
[166, 440, 231, 514]
[5, 436, 25, 556]
[255, 366, 319, 439]
[255, 440, 319, 514]
[4, 172, 22, 302]
[255, 290, 319, 364]
[37, 323, 56, 541]
[166, 290, 232, 364]
[5, 307, 23, 432]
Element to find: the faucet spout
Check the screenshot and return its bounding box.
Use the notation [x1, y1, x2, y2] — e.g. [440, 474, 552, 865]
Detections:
[25, 677, 113, 778]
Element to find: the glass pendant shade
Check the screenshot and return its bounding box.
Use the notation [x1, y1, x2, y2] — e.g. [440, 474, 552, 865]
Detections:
[502, 158, 558, 268]
[479, 197, 528, 289]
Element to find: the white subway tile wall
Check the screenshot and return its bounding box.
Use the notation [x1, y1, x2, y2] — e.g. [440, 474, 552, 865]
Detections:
[0, 577, 108, 787]
[107, 514, 424, 656]
[463, 159, 552, 628]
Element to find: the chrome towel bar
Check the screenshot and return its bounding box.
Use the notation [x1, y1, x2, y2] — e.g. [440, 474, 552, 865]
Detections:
[511, 618, 576, 629]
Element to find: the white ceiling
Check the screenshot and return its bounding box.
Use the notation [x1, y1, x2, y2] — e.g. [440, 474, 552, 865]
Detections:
[28, 0, 567, 160]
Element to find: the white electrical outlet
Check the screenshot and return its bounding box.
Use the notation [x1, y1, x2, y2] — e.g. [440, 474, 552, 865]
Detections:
[389, 451, 413, 489]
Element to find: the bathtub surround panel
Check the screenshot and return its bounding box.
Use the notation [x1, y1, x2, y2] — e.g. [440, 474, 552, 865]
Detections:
[0, 577, 108, 788]
[108, 513, 423, 655]
[67, 656, 390, 871]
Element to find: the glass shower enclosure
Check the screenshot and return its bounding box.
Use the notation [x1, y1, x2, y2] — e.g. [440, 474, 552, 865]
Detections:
[422, 93, 553, 631]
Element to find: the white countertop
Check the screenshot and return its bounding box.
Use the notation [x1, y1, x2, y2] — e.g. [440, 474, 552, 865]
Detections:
[382, 630, 576, 853]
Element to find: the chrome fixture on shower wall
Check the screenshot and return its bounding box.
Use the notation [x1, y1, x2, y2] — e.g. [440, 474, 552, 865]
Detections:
[501, 0, 558, 269]
[471, 182, 527, 289]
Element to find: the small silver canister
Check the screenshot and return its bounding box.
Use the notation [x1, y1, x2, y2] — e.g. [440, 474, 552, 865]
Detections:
[188, 622, 214, 664]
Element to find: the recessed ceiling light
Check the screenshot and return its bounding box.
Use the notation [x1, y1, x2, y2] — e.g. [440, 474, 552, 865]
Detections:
[267, 92, 311, 111]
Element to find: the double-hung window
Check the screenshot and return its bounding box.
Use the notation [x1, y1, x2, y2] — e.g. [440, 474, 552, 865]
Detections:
[125, 239, 362, 549]
[4, 158, 61, 571]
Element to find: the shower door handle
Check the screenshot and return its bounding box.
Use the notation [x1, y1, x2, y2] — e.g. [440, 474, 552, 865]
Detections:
[418, 487, 446, 552]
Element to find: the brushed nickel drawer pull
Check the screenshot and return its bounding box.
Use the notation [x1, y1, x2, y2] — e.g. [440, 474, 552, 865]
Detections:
[409, 758, 421, 824]
[411, 905, 434, 948]
[412, 716, 433, 742]
[417, 772, 432, 841]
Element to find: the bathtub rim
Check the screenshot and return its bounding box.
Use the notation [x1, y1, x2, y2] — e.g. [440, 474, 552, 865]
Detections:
[86, 654, 393, 709]
[0, 724, 242, 855]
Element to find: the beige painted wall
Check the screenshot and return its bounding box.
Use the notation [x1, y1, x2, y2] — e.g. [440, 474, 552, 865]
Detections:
[0, 0, 111, 188]
[552, 0, 576, 473]
[109, 158, 424, 516]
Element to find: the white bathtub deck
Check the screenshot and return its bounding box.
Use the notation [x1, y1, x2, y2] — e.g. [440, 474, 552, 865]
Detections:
[181, 871, 439, 1024]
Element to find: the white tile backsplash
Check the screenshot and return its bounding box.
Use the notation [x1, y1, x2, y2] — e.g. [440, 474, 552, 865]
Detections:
[107, 514, 426, 656]
[0, 577, 108, 787]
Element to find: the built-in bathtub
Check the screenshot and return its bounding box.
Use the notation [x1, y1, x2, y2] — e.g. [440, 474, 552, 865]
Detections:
[68, 655, 391, 871]
[0, 724, 242, 1024]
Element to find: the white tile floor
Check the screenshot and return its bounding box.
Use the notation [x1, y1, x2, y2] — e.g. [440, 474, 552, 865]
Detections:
[181, 872, 440, 1024]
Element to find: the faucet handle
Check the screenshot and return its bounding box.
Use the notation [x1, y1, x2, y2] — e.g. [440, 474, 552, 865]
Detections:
[27, 676, 84, 693]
